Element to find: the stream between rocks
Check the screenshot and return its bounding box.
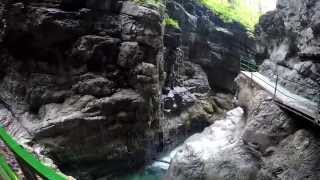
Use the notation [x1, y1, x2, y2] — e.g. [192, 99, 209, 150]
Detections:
[124, 107, 244, 180]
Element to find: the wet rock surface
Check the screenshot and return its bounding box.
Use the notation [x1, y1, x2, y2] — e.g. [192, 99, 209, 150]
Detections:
[166, 107, 250, 180]
[160, 0, 255, 151]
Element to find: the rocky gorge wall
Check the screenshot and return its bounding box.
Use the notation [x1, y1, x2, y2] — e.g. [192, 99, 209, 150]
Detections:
[166, 0, 320, 179]
[0, 0, 256, 179]
[160, 0, 255, 150]
[0, 0, 164, 178]
[165, 0, 255, 92]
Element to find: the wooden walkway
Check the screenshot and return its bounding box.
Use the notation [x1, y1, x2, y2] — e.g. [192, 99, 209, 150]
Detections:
[241, 71, 319, 124]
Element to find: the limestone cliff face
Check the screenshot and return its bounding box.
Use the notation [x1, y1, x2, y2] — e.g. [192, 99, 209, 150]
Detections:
[256, 0, 320, 101]
[0, 0, 163, 178]
[160, 0, 255, 150]
[165, 0, 255, 92]
[167, 0, 320, 179]
[0, 0, 256, 179]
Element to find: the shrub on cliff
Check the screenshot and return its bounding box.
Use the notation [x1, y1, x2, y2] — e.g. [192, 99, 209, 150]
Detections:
[164, 17, 180, 29]
[200, 0, 261, 31]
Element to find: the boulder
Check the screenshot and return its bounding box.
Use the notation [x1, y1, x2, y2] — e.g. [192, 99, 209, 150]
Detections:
[165, 108, 261, 180]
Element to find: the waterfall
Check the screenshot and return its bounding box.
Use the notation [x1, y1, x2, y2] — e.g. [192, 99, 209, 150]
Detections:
[126, 43, 187, 180]
[160, 46, 185, 151]
[174, 47, 184, 86]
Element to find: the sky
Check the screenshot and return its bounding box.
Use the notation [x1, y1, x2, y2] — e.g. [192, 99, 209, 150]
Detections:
[259, 0, 277, 13]
[244, 0, 277, 13]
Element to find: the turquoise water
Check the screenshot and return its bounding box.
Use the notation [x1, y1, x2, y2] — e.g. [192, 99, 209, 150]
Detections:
[124, 174, 162, 180]
[122, 164, 166, 180]
[122, 145, 180, 180]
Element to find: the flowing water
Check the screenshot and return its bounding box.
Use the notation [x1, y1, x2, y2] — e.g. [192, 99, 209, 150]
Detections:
[124, 47, 185, 180]
[123, 147, 180, 180]
[121, 107, 245, 180]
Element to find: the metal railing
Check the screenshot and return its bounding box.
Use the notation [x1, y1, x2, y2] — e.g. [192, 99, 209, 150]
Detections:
[0, 126, 69, 180]
[240, 58, 320, 123]
[0, 154, 18, 180]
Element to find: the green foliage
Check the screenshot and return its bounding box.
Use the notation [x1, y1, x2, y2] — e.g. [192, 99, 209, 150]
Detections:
[164, 17, 180, 29]
[200, 0, 261, 31]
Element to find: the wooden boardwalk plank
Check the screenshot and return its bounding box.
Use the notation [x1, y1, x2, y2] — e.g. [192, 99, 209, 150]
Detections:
[241, 71, 317, 120]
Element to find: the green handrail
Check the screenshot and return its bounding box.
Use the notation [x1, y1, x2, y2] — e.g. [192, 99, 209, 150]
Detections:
[0, 154, 18, 180]
[0, 127, 68, 180]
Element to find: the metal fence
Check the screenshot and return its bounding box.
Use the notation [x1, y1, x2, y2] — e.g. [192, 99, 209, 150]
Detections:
[240, 58, 320, 123]
[0, 126, 69, 180]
